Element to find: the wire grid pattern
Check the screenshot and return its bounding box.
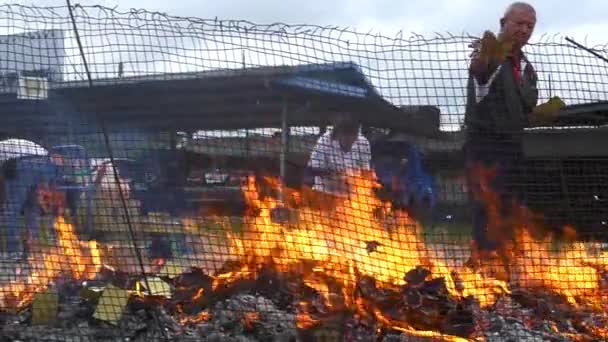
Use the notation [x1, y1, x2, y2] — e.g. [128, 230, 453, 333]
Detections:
[0, 3, 606, 342]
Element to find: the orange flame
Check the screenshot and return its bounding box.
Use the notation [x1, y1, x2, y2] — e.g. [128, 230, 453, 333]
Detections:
[0, 217, 102, 309]
[469, 163, 608, 308]
[224, 170, 507, 338]
[0, 164, 604, 340]
[55, 216, 102, 280]
[220, 168, 608, 338]
[179, 310, 211, 325]
[232, 172, 505, 304]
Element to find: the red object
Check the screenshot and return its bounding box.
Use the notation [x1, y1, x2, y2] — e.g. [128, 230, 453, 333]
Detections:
[37, 185, 66, 214]
[511, 56, 522, 84]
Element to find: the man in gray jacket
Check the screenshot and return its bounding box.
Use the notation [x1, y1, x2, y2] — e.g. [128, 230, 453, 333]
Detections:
[463, 2, 553, 261]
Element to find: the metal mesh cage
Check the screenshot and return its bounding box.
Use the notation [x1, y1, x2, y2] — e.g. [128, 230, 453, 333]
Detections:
[0, 3, 607, 341]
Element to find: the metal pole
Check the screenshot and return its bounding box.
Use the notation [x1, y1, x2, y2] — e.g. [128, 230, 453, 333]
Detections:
[565, 37, 608, 65]
[279, 97, 288, 203]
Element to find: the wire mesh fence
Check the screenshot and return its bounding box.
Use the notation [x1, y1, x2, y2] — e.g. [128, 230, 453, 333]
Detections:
[0, 3, 607, 341]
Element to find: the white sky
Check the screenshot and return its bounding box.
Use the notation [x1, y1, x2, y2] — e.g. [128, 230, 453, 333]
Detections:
[20, 0, 608, 47]
[4, 1, 608, 132]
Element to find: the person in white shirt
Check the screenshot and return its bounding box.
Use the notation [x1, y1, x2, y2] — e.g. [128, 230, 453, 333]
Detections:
[306, 112, 371, 196]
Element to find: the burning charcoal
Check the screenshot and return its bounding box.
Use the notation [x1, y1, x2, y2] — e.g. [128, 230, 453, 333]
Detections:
[126, 307, 182, 342]
[191, 320, 253, 342]
[203, 331, 241, 342]
[174, 300, 205, 317]
[310, 292, 332, 315]
[214, 301, 248, 331]
[488, 314, 505, 332]
[119, 311, 148, 337]
[54, 277, 84, 300]
[493, 295, 521, 318]
[253, 264, 295, 309]
[1, 325, 97, 342]
[483, 311, 571, 342]
[127, 295, 149, 312]
[149, 235, 174, 260]
[253, 296, 297, 341]
[374, 289, 406, 318]
[174, 267, 213, 288]
[172, 289, 197, 307]
[156, 306, 183, 333]
[381, 333, 450, 342]
[462, 295, 481, 310]
[404, 293, 465, 335]
[297, 314, 344, 342]
[57, 296, 94, 324]
[381, 334, 406, 342]
[89, 320, 125, 340]
[343, 317, 379, 342]
[407, 305, 445, 332]
[208, 294, 296, 342]
[357, 275, 378, 297]
[508, 288, 605, 338]
[365, 240, 382, 254]
[421, 277, 447, 295]
[404, 288, 421, 308]
[132, 328, 178, 342]
[171, 269, 213, 314]
[404, 266, 431, 287]
[441, 304, 475, 337]
[536, 299, 556, 317]
[193, 321, 215, 336]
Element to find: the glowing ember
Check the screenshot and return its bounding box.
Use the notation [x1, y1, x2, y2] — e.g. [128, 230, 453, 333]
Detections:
[243, 311, 260, 330]
[179, 310, 211, 325]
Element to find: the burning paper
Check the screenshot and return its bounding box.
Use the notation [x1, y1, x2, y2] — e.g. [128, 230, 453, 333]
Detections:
[31, 291, 58, 325]
[158, 260, 188, 279]
[137, 276, 172, 297]
[93, 284, 130, 324]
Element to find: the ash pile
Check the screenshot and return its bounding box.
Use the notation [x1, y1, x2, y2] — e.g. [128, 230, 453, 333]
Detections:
[1, 261, 606, 342]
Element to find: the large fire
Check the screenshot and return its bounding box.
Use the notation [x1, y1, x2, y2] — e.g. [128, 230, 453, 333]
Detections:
[223, 168, 608, 338]
[1, 166, 606, 340]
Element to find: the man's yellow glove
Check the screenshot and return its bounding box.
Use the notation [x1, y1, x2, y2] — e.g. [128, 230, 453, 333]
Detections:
[472, 31, 514, 66]
[530, 96, 566, 124]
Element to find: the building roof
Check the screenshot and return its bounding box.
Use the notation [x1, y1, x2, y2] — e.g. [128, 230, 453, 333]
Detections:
[0, 61, 442, 139]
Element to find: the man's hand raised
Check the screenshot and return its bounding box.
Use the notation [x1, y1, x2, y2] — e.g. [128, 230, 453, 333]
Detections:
[478, 31, 513, 65]
[469, 31, 514, 83]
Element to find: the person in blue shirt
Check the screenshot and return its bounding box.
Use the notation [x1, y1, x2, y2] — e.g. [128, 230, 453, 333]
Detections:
[1, 145, 64, 260]
[372, 139, 436, 222]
